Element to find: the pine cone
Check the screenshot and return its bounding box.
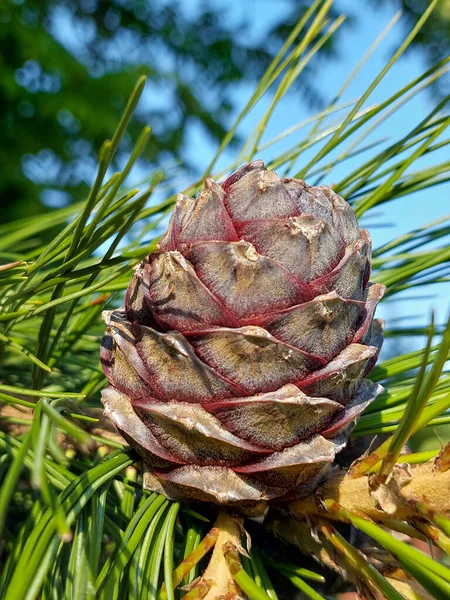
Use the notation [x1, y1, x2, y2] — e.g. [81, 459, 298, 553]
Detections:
[100, 160, 384, 512]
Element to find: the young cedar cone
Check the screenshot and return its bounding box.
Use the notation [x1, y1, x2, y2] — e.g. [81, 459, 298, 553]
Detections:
[100, 160, 384, 513]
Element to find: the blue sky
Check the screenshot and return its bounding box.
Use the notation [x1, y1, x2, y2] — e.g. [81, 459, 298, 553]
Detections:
[175, 0, 450, 352]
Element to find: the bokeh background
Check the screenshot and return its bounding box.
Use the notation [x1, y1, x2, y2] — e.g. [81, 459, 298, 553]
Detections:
[1, 0, 449, 379]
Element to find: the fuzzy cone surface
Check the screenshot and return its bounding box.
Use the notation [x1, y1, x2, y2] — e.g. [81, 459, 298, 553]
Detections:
[101, 160, 385, 512]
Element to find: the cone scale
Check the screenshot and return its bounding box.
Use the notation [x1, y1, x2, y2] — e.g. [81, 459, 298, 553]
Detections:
[101, 160, 384, 514]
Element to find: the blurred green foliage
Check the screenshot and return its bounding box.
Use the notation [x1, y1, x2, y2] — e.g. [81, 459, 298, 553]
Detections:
[0, 0, 448, 227]
[0, 0, 304, 223]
